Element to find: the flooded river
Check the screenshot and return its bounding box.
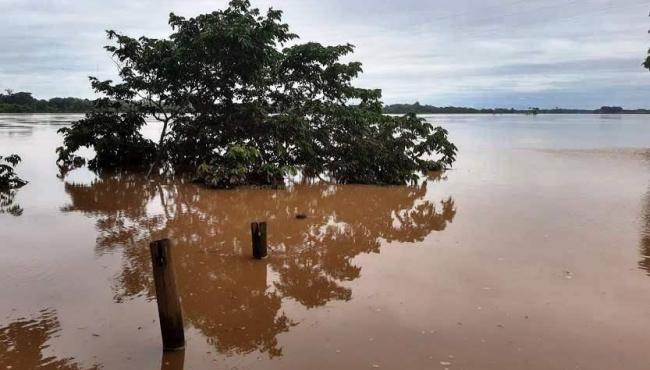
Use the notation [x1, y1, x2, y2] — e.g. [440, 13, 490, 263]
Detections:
[1, 113, 649, 369]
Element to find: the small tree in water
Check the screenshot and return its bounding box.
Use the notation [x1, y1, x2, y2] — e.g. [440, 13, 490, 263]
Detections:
[0, 155, 27, 216]
[57, 0, 457, 188]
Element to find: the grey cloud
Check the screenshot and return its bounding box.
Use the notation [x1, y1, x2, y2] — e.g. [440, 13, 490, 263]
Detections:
[0, 0, 648, 107]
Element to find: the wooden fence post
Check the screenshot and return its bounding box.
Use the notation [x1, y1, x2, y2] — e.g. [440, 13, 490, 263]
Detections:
[160, 349, 185, 370]
[251, 222, 268, 259]
[149, 239, 185, 351]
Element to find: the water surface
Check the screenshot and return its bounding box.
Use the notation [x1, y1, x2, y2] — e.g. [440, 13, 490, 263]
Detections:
[1, 113, 649, 369]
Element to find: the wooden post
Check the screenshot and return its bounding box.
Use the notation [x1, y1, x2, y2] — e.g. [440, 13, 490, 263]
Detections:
[160, 349, 185, 370]
[149, 239, 185, 351]
[251, 222, 268, 259]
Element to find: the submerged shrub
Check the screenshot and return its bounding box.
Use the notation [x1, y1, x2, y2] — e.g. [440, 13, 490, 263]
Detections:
[0, 154, 27, 192]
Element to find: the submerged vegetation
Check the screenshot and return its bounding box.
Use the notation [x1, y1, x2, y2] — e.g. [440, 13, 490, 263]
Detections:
[0, 154, 26, 217]
[0, 155, 27, 192]
[56, 0, 457, 188]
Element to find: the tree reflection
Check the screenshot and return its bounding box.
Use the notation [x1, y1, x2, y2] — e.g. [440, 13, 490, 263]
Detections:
[0, 190, 23, 216]
[62, 174, 456, 357]
[0, 309, 98, 370]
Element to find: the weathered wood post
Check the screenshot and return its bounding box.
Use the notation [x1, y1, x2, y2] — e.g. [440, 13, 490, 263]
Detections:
[149, 239, 185, 351]
[160, 349, 185, 370]
[251, 222, 268, 259]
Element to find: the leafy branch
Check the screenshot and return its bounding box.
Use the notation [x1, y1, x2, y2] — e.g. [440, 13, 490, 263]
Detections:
[0, 154, 27, 192]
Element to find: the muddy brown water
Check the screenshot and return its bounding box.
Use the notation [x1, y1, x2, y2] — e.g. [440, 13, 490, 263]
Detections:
[1, 114, 649, 369]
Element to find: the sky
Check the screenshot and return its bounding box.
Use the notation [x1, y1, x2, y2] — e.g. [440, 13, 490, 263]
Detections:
[1, 0, 649, 108]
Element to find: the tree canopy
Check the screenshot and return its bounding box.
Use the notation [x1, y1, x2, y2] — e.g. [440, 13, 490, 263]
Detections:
[57, 0, 457, 188]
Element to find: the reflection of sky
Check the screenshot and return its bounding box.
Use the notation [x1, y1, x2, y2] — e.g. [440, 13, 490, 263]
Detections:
[431, 114, 650, 150]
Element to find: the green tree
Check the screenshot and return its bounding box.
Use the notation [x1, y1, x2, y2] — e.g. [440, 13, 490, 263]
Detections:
[57, 0, 456, 187]
[0, 155, 27, 216]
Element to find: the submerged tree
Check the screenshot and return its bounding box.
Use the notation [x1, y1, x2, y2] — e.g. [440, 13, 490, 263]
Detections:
[0, 155, 26, 217]
[57, 0, 456, 188]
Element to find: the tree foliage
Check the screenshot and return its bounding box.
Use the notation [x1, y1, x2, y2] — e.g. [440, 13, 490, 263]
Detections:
[0, 155, 27, 192]
[599, 106, 623, 114]
[57, 0, 457, 187]
[0, 90, 93, 113]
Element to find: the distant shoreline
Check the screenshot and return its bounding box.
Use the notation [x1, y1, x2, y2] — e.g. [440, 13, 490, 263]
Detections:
[386, 111, 650, 115]
[2, 90, 649, 115]
[383, 104, 650, 115]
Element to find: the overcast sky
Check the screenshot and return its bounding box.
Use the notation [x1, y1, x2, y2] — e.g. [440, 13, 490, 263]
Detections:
[1, 0, 649, 108]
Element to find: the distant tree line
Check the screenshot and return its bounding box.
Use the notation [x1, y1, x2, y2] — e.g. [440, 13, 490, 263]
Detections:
[383, 102, 649, 115]
[0, 90, 94, 113]
[2, 91, 644, 116]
